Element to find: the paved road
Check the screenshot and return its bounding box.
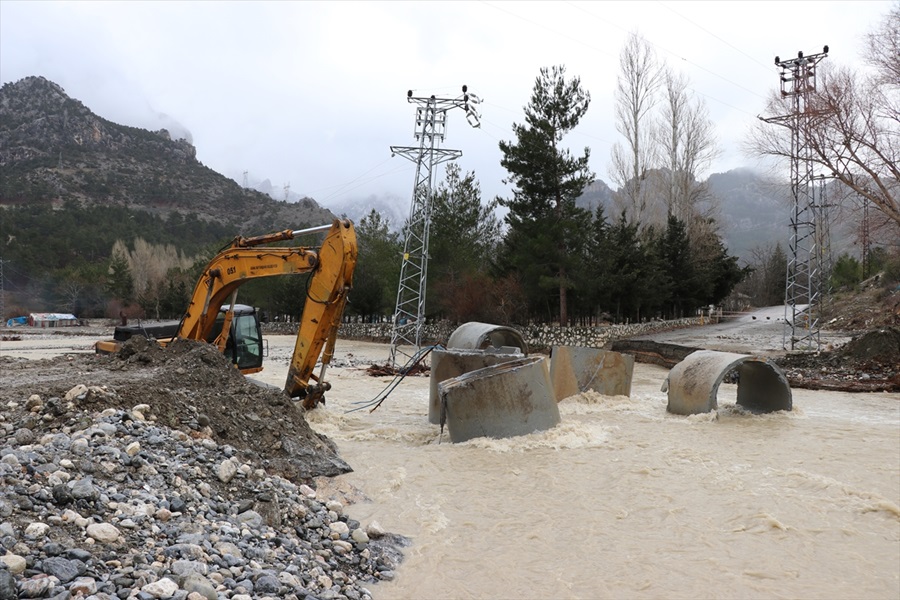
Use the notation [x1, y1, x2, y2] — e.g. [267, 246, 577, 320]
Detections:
[634, 305, 850, 356]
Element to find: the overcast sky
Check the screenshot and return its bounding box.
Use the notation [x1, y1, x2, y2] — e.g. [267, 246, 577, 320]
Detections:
[1, 0, 893, 220]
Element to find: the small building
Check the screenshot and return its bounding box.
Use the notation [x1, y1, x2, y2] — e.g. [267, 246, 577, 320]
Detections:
[28, 313, 79, 328]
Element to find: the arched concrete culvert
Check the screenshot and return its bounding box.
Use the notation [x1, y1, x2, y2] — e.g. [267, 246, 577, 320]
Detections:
[446, 322, 528, 355]
[550, 346, 634, 401]
[664, 350, 792, 416]
[439, 356, 559, 443]
[428, 347, 525, 424]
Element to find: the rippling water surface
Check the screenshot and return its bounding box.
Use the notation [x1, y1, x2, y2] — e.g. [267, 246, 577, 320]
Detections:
[253, 339, 900, 600]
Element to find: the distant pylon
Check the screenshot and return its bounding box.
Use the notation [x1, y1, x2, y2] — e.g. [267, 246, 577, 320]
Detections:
[243, 171, 249, 188]
[860, 198, 871, 278]
[762, 46, 829, 351]
[388, 86, 482, 368]
[284, 183, 290, 202]
[0, 257, 5, 322]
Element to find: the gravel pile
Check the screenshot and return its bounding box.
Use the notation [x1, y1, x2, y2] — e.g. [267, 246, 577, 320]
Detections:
[0, 339, 407, 599]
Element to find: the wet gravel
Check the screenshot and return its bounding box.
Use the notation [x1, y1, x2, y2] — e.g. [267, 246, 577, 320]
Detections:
[0, 337, 408, 599]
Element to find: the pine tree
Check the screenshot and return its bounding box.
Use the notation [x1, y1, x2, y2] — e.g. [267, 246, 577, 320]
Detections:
[428, 163, 502, 319]
[351, 210, 401, 320]
[498, 65, 594, 325]
[105, 243, 134, 303]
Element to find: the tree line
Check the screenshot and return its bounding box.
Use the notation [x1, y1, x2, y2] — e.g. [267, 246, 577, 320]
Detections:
[3, 5, 895, 326]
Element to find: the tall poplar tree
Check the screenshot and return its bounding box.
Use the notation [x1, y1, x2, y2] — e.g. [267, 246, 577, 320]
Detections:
[498, 65, 594, 326]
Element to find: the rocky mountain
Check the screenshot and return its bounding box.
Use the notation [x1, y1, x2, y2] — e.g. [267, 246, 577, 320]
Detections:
[708, 168, 792, 259]
[573, 168, 860, 263]
[575, 178, 615, 216]
[0, 76, 334, 232]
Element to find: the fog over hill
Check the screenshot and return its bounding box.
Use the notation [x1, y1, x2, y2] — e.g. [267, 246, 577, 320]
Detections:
[0, 76, 335, 233]
[1, 75, 860, 265]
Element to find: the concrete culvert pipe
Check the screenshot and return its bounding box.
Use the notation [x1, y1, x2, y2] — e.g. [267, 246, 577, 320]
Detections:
[428, 347, 525, 424]
[446, 322, 528, 354]
[550, 346, 634, 401]
[438, 355, 559, 443]
[663, 350, 792, 416]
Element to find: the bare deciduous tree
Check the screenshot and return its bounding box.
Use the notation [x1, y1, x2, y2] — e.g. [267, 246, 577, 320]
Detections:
[864, 2, 900, 87]
[654, 66, 721, 238]
[112, 237, 198, 302]
[749, 4, 899, 230]
[59, 280, 83, 314]
[610, 32, 660, 226]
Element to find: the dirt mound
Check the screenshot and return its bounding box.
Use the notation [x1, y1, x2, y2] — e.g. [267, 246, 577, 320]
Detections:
[774, 327, 900, 392]
[822, 285, 900, 330]
[0, 336, 351, 481]
[836, 327, 900, 363]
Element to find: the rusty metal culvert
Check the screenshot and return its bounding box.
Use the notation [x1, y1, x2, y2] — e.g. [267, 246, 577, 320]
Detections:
[663, 350, 792, 416]
[438, 355, 560, 443]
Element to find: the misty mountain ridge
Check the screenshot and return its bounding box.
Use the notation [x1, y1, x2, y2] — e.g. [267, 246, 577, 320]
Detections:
[0, 75, 851, 264]
[0, 76, 335, 233]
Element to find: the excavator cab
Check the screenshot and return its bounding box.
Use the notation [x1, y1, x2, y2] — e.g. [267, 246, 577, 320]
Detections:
[209, 304, 264, 373]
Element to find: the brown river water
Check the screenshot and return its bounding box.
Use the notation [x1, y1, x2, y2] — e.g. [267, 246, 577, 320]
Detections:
[3, 329, 897, 599]
[253, 337, 900, 600]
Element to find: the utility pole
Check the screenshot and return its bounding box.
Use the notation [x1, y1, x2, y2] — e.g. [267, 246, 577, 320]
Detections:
[861, 198, 871, 278]
[762, 46, 829, 351]
[0, 258, 7, 324]
[388, 86, 481, 368]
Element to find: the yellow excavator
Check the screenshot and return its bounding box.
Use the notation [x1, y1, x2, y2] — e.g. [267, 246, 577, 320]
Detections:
[95, 219, 357, 409]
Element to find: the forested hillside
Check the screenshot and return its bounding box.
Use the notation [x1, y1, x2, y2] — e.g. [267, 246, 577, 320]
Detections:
[0, 76, 337, 319]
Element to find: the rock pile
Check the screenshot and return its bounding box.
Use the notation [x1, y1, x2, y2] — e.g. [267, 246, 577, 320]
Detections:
[0, 338, 407, 599]
[775, 327, 900, 392]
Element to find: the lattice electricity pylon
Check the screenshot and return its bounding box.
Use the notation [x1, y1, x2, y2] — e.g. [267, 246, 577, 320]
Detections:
[388, 86, 481, 368]
[860, 198, 871, 278]
[762, 47, 829, 351]
[812, 174, 835, 315]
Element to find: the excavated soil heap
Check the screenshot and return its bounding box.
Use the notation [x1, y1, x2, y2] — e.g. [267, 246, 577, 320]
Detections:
[775, 327, 900, 392]
[0, 336, 351, 481]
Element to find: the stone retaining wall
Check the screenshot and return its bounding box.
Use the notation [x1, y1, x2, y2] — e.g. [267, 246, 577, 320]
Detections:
[263, 317, 707, 351]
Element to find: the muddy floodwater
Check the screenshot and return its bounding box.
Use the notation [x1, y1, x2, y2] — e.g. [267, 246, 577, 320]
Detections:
[253, 337, 900, 600]
[2, 329, 898, 599]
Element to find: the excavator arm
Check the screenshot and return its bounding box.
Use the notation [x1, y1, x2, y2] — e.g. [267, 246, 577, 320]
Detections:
[177, 218, 357, 408]
[283, 219, 357, 408]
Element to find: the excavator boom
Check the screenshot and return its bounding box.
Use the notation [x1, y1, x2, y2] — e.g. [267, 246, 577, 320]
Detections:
[96, 219, 357, 409]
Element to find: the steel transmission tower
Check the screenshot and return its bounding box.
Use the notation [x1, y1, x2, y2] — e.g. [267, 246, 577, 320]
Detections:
[860, 198, 871, 278]
[0, 258, 5, 324]
[762, 47, 830, 351]
[388, 86, 482, 368]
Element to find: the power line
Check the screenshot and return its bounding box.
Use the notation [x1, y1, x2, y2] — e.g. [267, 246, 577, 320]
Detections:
[655, 1, 775, 74]
[565, 1, 767, 102]
[483, 0, 768, 108]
